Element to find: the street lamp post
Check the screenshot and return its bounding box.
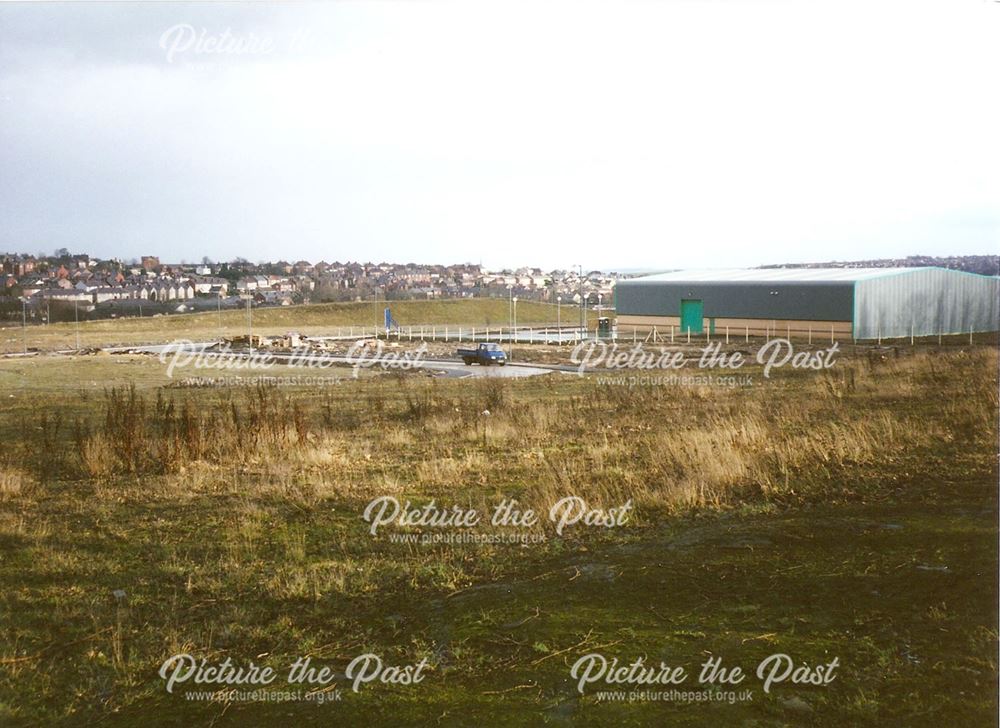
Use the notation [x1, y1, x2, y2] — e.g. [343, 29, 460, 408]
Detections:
[598, 293, 603, 340]
[557, 295, 561, 339]
[21, 298, 27, 355]
[246, 295, 253, 353]
[507, 284, 513, 344]
[74, 298, 80, 351]
[512, 296, 518, 362]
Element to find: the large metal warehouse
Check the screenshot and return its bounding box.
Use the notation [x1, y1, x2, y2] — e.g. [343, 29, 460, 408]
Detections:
[614, 267, 1000, 340]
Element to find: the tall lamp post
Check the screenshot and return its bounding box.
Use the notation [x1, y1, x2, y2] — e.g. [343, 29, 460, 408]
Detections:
[245, 294, 253, 353]
[557, 295, 562, 337]
[512, 296, 518, 362]
[74, 298, 80, 351]
[598, 293, 603, 340]
[21, 297, 27, 355]
[507, 284, 513, 344]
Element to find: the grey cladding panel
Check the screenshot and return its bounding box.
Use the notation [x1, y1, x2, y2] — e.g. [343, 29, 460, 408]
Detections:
[615, 281, 854, 321]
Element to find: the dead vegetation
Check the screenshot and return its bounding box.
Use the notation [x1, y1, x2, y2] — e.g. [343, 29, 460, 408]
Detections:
[15, 347, 989, 518]
[0, 346, 996, 725]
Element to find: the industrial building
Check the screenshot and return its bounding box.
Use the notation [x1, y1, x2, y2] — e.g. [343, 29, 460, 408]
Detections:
[614, 268, 999, 340]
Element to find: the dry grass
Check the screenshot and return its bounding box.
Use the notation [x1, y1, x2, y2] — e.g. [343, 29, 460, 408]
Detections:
[0, 346, 988, 528]
[0, 461, 33, 501]
[45, 348, 995, 520]
[0, 345, 996, 725]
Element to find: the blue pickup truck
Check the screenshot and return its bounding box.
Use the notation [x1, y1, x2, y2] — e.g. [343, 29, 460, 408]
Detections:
[457, 342, 507, 366]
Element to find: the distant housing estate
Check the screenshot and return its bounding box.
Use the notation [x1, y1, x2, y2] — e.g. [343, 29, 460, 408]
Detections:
[0, 251, 620, 322]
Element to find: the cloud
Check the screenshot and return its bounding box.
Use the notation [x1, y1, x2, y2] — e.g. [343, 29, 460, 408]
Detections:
[0, 1, 997, 268]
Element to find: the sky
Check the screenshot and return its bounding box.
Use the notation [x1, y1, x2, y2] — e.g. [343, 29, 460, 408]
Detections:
[0, 1, 997, 271]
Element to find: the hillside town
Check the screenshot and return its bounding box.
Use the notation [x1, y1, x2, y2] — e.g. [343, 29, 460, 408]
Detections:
[0, 251, 620, 322]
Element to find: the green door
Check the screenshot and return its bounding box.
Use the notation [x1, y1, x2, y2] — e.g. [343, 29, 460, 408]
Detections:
[680, 299, 703, 334]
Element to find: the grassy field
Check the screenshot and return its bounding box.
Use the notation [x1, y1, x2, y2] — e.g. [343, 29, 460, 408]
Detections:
[0, 343, 996, 726]
[0, 298, 586, 354]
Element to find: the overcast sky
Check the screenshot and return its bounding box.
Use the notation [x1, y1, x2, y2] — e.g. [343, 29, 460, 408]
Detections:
[1, 1, 997, 270]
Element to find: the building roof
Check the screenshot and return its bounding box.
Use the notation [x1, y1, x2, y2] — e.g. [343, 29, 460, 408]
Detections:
[625, 267, 933, 283]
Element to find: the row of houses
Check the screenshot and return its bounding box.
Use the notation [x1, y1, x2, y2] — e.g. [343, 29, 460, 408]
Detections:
[235, 275, 306, 293]
[24, 278, 229, 304]
[3, 252, 621, 307]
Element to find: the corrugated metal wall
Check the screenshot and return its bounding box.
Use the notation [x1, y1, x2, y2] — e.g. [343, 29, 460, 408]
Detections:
[855, 269, 999, 338]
